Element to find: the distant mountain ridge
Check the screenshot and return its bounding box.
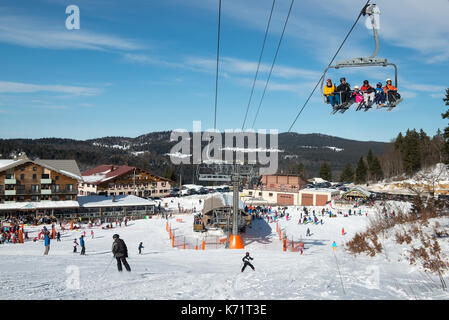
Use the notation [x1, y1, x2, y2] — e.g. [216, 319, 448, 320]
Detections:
[0, 131, 391, 181]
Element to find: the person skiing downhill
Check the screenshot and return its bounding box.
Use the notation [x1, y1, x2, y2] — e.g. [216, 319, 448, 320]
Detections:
[112, 234, 131, 272]
[241, 252, 255, 272]
[138, 242, 144, 254]
[306, 228, 311, 237]
[332, 241, 337, 252]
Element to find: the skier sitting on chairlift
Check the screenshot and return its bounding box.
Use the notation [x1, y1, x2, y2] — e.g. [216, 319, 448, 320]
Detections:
[383, 79, 401, 104]
[361, 80, 375, 109]
[374, 82, 386, 107]
[336, 77, 351, 105]
[352, 86, 364, 108]
[323, 79, 340, 107]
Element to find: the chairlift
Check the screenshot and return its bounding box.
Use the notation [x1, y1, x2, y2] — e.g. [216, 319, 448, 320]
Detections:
[320, 4, 403, 114]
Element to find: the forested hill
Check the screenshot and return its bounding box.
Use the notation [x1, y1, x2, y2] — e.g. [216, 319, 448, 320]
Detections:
[0, 132, 390, 182]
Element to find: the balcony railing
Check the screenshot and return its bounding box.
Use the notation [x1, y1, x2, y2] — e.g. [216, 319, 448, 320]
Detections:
[5, 190, 16, 196]
[41, 189, 52, 195]
[5, 178, 16, 184]
[41, 178, 52, 184]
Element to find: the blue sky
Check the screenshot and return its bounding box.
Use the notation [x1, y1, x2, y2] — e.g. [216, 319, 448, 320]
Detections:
[0, 0, 448, 142]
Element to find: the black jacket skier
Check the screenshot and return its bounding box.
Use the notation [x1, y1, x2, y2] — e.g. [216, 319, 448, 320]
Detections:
[112, 234, 131, 272]
[241, 252, 255, 272]
[336, 78, 351, 104]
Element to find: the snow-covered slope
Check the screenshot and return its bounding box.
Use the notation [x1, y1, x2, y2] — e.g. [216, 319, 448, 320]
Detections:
[1, 198, 448, 300]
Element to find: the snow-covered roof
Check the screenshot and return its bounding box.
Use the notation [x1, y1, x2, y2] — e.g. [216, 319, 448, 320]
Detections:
[77, 195, 156, 208]
[0, 200, 79, 211]
[202, 193, 244, 212]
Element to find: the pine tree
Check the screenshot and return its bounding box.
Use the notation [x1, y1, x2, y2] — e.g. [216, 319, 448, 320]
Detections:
[441, 88, 449, 163]
[370, 157, 383, 181]
[402, 129, 421, 175]
[355, 156, 367, 184]
[319, 162, 332, 181]
[339, 163, 354, 182]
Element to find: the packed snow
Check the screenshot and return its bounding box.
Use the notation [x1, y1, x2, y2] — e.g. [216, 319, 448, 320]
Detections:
[1, 195, 448, 300]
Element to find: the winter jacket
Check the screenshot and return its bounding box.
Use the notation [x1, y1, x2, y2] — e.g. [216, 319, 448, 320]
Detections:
[112, 238, 128, 258]
[44, 235, 50, 246]
[383, 83, 397, 93]
[242, 255, 253, 263]
[323, 84, 336, 96]
[361, 84, 375, 93]
[80, 237, 85, 247]
[353, 91, 364, 103]
[336, 83, 351, 93]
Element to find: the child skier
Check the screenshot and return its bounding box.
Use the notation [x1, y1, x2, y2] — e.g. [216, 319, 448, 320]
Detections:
[241, 252, 255, 272]
[138, 242, 144, 254]
[73, 238, 78, 253]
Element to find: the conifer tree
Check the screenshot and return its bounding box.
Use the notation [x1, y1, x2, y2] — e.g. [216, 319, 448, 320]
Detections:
[355, 156, 367, 184]
[339, 163, 354, 182]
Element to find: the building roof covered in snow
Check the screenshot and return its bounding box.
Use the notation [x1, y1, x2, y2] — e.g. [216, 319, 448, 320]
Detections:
[202, 193, 244, 213]
[82, 164, 173, 185]
[0, 155, 82, 180]
[77, 195, 156, 208]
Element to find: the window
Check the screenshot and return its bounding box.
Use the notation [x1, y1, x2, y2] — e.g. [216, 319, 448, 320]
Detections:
[259, 192, 262, 196]
[55, 176, 59, 180]
[6, 173, 14, 179]
[0, 186, 2, 191]
[33, 167, 37, 171]
[249, 191, 252, 195]
[33, 174, 37, 180]
[20, 167, 24, 171]
[65, 195, 72, 200]
[52, 195, 59, 201]
[31, 195, 39, 201]
[20, 174, 24, 180]
[17, 185, 25, 192]
[31, 185, 39, 193]
[42, 174, 50, 179]
[17, 196, 25, 202]
[52, 184, 60, 192]
[269, 193, 273, 197]
[66, 184, 73, 192]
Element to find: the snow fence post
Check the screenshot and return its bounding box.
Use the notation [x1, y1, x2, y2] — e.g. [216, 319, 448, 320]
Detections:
[202, 240, 205, 250]
[172, 231, 175, 247]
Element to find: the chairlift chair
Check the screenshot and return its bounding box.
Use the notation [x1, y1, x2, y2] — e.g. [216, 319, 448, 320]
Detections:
[321, 4, 402, 114]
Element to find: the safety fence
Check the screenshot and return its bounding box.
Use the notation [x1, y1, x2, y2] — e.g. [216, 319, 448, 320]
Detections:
[165, 220, 228, 250]
[276, 222, 305, 254]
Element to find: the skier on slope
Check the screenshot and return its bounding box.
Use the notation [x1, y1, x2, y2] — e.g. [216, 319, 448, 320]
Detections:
[241, 252, 255, 272]
[80, 235, 86, 255]
[112, 234, 131, 272]
[306, 228, 311, 237]
[73, 238, 78, 253]
[138, 242, 144, 254]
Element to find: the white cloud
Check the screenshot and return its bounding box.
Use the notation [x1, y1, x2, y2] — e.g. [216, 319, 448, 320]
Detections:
[0, 14, 144, 51]
[0, 81, 102, 96]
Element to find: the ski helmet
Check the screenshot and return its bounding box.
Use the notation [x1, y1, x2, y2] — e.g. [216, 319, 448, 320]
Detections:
[363, 80, 369, 84]
[112, 234, 119, 239]
[340, 77, 346, 82]
[246, 252, 250, 255]
[386, 78, 392, 83]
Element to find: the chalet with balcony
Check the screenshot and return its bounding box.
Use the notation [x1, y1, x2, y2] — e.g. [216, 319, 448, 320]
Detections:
[79, 164, 174, 198]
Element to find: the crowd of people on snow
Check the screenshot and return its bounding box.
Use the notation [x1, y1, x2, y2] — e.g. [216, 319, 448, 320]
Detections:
[324, 77, 401, 110]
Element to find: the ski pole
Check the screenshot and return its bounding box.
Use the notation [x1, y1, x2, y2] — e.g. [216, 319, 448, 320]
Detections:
[100, 256, 115, 277]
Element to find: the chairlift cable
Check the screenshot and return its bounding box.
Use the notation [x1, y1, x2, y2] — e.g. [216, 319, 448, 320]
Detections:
[251, 0, 295, 129]
[287, 0, 371, 132]
[241, 0, 277, 130]
[214, 0, 222, 130]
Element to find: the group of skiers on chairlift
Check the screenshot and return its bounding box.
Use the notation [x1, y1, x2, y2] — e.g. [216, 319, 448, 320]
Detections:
[324, 77, 401, 110]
